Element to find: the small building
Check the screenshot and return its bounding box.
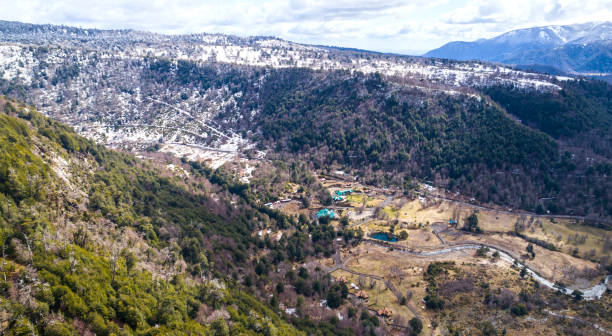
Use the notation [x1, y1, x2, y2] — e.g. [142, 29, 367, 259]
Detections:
[316, 209, 336, 219]
[335, 189, 353, 196]
[356, 290, 369, 300]
[333, 195, 344, 202]
[448, 219, 458, 226]
[377, 308, 392, 318]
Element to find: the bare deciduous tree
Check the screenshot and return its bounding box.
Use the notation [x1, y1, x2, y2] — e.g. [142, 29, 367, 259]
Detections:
[389, 265, 406, 285]
[357, 275, 366, 289]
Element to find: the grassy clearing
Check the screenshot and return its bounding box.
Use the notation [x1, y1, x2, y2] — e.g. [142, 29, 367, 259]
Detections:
[345, 194, 384, 208]
[346, 193, 364, 206]
[538, 220, 610, 259]
[380, 206, 397, 218]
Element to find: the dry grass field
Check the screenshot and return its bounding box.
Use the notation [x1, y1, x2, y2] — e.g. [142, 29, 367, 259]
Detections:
[385, 198, 611, 261]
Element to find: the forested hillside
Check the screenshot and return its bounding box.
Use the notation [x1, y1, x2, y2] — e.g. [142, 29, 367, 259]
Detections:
[484, 80, 612, 156]
[0, 98, 368, 335]
[244, 69, 612, 219]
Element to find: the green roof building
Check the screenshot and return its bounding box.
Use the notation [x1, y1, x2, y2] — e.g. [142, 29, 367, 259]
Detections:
[316, 209, 336, 219]
[335, 189, 353, 196]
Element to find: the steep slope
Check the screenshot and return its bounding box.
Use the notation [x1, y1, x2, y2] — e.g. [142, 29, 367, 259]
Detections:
[0, 98, 311, 335]
[2, 98, 612, 335]
[426, 22, 612, 75]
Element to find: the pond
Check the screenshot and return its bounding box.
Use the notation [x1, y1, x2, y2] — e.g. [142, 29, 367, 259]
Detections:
[370, 232, 398, 242]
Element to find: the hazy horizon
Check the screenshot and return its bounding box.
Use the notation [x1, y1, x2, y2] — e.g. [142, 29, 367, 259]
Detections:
[2, 0, 611, 55]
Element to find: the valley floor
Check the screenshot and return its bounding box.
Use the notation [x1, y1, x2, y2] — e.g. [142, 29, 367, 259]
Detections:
[261, 170, 612, 335]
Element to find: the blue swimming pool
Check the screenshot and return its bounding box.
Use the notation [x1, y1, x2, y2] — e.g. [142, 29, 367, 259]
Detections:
[370, 232, 398, 242]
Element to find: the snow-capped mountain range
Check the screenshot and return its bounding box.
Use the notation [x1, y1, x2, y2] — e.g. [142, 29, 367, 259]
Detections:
[489, 22, 612, 46]
[426, 22, 612, 76]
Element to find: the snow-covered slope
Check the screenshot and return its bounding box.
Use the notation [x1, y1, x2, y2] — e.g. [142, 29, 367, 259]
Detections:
[0, 20, 570, 157]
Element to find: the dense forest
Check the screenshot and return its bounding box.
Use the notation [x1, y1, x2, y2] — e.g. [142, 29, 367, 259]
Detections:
[138, 60, 612, 219]
[484, 79, 612, 157]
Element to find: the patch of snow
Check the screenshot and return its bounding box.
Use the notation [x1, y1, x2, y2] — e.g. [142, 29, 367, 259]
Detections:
[166, 163, 189, 177]
[50, 155, 73, 188]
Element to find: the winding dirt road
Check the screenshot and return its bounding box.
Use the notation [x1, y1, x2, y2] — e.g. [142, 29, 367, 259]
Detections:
[362, 238, 611, 301]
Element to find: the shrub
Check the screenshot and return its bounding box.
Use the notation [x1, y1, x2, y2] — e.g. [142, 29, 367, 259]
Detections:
[439, 277, 474, 298]
[88, 312, 108, 336]
[426, 261, 455, 277]
[489, 289, 516, 309]
[210, 317, 230, 336]
[409, 317, 423, 334]
[424, 294, 444, 310]
[326, 290, 342, 309]
[463, 212, 481, 233]
[43, 321, 74, 336]
[510, 303, 528, 316]
[7, 317, 37, 336]
[347, 307, 357, 318]
[298, 267, 308, 279]
[119, 306, 145, 329]
[51, 285, 88, 318]
[479, 321, 498, 336]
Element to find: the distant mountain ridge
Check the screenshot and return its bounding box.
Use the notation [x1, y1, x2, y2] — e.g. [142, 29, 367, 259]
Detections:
[425, 22, 612, 75]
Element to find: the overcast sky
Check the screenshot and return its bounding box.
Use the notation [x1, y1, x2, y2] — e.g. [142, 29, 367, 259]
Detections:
[2, 0, 611, 54]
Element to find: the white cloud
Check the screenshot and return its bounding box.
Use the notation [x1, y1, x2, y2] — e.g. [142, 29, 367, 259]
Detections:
[0, 0, 610, 54]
